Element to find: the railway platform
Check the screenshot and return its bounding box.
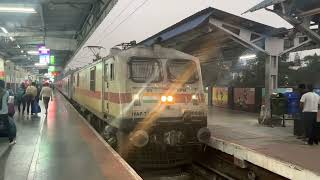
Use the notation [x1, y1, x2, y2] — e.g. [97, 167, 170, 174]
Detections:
[0, 92, 142, 180]
[207, 107, 320, 180]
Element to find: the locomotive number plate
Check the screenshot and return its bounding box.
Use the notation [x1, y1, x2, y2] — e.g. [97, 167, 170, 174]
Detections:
[132, 111, 147, 117]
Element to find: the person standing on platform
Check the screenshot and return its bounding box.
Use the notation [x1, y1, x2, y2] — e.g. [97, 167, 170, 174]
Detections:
[40, 82, 53, 115]
[25, 82, 38, 115]
[300, 84, 320, 145]
[0, 80, 15, 145]
[33, 83, 41, 116]
[297, 84, 307, 139]
[17, 83, 26, 113]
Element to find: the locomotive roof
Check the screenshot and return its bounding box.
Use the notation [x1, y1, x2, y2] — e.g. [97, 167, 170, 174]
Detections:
[112, 45, 196, 60]
[72, 45, 198, 73]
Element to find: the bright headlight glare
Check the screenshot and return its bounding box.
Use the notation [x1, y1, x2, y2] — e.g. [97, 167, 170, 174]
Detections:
[161, 96, 167, 102]
[167, 96, 173, 102]
[133, 94, 139, 100]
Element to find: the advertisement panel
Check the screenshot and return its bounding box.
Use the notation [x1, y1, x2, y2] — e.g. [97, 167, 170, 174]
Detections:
[0, 58, 4, 80]
[212, 87, 228, 108]
[234, 88, 255, 112]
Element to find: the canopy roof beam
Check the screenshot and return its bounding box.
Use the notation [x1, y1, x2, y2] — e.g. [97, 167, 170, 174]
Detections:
[208, 17, 312, 56]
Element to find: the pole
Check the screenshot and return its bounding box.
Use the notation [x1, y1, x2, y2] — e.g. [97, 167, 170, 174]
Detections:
[263, 55, 278, 124]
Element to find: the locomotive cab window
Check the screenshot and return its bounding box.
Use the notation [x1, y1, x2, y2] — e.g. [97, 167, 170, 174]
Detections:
[128, 58, 162, 83]
[77, 73, 80, 87]
[104, 64, 109, 81]
[110, 63, 115, 81]
[90, 67, 96, 91]
[167, 59, 199, 84]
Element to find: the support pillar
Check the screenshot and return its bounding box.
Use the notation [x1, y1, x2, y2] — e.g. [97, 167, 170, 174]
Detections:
[262, 55, 278, 124]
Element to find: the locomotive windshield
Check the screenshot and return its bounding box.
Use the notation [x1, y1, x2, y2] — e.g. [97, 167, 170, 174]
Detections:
[167, 59, 199, 84]
[129, 59, 162, 83]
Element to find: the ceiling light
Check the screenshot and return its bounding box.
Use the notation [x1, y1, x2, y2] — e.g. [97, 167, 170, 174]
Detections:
[21, 50, 24, 53]
[0, 27, 8, 34]
[239, 54, 257, 61]
[9, 36, 15, 41]
[17, 45, 20, 48]
[27, 50, 39, 55]
[0, 7, 36, 13]
[35, 63, 47, 66]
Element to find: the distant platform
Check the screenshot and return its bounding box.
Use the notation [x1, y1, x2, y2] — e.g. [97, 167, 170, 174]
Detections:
[207, 107, 320, 180]
[0, 93, 141, 180]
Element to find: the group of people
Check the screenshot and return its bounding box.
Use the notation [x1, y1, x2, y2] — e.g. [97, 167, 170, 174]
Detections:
[299, 84, 320, 146]
[0, 80, 54, 145]
[16, 81, 53, 115]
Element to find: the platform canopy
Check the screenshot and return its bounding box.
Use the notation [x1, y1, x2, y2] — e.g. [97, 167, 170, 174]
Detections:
[245, 0, 320, 45]
[140, 7, 291, 85]
[141, 8, 286, 63]
[0, 0, 117, 72]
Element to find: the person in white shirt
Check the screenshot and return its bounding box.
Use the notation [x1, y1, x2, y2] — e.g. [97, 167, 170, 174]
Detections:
[300, 84, 320, 145]
[40, 82, 53, 115]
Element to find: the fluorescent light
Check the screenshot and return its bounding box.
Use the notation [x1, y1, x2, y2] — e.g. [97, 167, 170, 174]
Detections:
[0, 7, 36, 13]
[35, 63, 47, 66]
[17, 45, 21, 48]
[9, 36, 14, 41]
[239, 54, 257, 61]
[27, 50, 39, 55]
[0, 27, 8, 33]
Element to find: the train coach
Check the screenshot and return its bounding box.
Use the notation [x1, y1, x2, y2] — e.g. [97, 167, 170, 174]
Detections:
[57, 44, 210, 168]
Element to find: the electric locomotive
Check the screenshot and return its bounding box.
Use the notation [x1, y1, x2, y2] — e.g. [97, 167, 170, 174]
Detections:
[57, 43, 210, 168]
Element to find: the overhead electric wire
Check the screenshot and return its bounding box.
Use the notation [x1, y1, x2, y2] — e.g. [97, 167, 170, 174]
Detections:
[68, 0, 150, 70]
[68, 0, 139, 69]
[99, 0, 150, 42]
[96, 0, 140, 44]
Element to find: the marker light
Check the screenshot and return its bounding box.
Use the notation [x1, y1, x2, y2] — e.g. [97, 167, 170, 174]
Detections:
[133, 94, 141, 106]
[192, 94, 199, 105]
[192, 95, 198, 100]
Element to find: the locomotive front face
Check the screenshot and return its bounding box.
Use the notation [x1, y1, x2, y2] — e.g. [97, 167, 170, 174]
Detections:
[124, 56, 209, 148]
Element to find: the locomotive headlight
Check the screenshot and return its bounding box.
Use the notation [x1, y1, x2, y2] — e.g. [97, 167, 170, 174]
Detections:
[133, 94, 139, 100]
[167, 96, 173, 102]
[161, 96, 167, 103]
[161, 95, 174, 104]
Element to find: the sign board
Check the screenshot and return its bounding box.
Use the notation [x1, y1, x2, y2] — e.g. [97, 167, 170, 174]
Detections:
[39, 55, 50, 65]
[0, 58, 4, 80]
[38, 46, 50, 55]
[38, 45, 50, 65]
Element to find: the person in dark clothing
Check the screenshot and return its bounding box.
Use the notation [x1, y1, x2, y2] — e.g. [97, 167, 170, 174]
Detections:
[0, 80, 16, 145]
[17, 83, 26, 113]
[297, 84, 307, 139]
[300, 84, 320, 145]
